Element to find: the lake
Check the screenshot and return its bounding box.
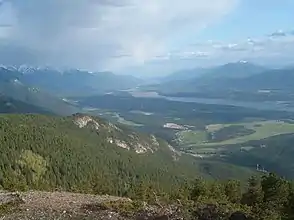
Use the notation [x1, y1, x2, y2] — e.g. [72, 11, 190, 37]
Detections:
[130, 91, 294, 112]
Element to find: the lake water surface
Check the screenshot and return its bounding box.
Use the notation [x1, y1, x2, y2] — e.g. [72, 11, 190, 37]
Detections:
[130, 91, 294, 112]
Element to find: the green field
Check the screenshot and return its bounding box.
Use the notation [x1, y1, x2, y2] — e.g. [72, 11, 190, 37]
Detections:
[176, 130, 207, 145]
[205, 121, 294, 146]
[176, 120, 294, 150]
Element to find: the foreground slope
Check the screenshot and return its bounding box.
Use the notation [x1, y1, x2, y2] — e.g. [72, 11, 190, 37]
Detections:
[0, 114, 255, 195]
[2, 172, 294, 220]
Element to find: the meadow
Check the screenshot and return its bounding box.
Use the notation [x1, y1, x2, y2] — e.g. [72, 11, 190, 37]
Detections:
[176, 120, 294, 152]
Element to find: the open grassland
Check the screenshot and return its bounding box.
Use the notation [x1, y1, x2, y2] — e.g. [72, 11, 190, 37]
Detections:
[205, 120, 294, 146]
[176, 130, 207, 145]
[176, 120, 294, 150]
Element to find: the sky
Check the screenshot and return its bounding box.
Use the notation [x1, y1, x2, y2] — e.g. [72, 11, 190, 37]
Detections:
[0, 0, 293, 76]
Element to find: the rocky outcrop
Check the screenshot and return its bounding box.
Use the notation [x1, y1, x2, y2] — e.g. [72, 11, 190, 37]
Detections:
[106, 138, 156, 154]
[1, 191, 253, 220]
[73, 115, 100, 129]
[0, 191, 184, 220]
[0, 192, 24, 206]
[114, 140, 130, 150]
[150, 135, 160, 147]
[72, 114, 179, 158]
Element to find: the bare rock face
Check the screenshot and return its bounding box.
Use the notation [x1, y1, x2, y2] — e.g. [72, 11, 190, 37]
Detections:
[0, 192, 24, 206]
[72, 114, 161, 155]
[73, 115, 100, 129]
[0, 191, 187, 220]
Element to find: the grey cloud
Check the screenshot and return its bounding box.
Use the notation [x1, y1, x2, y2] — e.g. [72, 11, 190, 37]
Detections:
[0, 0, 136, 69]
[5, 0, 293, 75]
[0, 0, 237, 71]
[0, 43, 42, 65]
[269, 30, 287, 37]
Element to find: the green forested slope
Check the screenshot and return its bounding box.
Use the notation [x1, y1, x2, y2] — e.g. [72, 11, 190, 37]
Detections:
[2, 114, 294, 219]
[0, 114, 255, 196]
[225, 133, 294, 179]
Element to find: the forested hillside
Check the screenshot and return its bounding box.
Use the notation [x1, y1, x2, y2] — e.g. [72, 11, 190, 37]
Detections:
[225, 133, 294, 179]
[172, 173, 294, 220]
[0, 114, 255, 197]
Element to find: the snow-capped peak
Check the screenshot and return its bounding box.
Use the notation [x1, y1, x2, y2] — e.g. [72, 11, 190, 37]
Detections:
[0, 64, 17, 71]
[0, 64, 97, 75]
[17, 65, 63, 74]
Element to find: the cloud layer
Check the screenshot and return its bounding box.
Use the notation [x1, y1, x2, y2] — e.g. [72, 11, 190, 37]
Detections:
[140, 30, 294, 75]
[0, 0, 236, 71]
[1, 0, 293, 75]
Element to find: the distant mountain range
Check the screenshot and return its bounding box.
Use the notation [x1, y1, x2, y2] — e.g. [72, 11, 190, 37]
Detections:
[231, 68, 294, 91]
[203, 61, 267, 79]
[2, 62, 294, 114]
[21, 69, 141, 97]
[160, 61, 266, 82]
[159, 68, 207, 83]
[0, 65, 142, 115]
[150, 62, 294, 96]
[1, 65, 141, 96]
[0, 67, 77, 115]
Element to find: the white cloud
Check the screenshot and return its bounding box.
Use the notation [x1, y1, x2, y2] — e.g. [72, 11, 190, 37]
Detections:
[173, 31, 294, 60]
[0, 0, 237, 71]
[135, 30, 294, 75]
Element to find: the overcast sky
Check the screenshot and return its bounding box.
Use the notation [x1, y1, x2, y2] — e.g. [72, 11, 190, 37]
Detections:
[0, 0, 294, 75]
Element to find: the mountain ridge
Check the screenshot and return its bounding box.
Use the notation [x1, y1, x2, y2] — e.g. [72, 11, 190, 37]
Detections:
[0, 65, 142, 97]
[0, 68, 78, 115]
[151, 63, 294, 96]
[160, 61, 266, 83]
